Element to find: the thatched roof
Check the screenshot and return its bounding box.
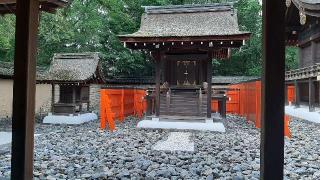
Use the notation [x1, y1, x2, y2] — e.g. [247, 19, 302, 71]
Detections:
[0, 0, 67, 14]
[0, 61, 47, 79]
[119, 4, 249, 39]
[41, 53, 105, 83]
[212, 76, 260, 84]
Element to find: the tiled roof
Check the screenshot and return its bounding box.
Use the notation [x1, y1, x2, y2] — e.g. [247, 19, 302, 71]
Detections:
[119, 4, 249, 38]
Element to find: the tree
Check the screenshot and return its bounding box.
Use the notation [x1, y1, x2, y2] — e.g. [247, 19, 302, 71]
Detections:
[0, 0, 298, 77]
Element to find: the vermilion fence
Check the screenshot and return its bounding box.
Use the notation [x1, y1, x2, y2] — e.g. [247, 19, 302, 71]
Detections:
[100, 88, 146, 131]
[212, 80, 291, 137]
[287, 85, 295, 104]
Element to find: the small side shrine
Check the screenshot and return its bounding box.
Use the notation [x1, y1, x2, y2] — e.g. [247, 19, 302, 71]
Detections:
[40, 52, 105, 117]
[119, 4, 250, 121]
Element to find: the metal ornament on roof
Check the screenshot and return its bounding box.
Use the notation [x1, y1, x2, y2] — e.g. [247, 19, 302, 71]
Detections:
[285, 0, 291, 7]
[299, 10, 307, 25]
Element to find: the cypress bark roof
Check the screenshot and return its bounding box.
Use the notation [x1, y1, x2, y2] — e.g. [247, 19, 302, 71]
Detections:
[291, 0, 320, 17]
[0, 61, 47, 79]
[41, 52, 104, 83]
[119, 4, 249, 38]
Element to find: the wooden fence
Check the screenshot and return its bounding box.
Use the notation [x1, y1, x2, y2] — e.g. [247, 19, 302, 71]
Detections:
[100, 88, 146, 131]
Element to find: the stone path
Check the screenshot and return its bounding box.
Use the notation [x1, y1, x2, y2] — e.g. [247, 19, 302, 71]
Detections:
[153, 132, 194, 152]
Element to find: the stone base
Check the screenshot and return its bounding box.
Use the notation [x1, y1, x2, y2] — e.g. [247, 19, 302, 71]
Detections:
[137, 119, 225, 132]
[43, 113, 97, 125]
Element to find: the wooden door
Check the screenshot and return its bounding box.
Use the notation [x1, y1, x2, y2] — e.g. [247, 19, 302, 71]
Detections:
[176, 60, 197, 86]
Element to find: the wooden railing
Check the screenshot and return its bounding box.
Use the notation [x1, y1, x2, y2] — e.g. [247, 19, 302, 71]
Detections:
[285, 63, 320, 81]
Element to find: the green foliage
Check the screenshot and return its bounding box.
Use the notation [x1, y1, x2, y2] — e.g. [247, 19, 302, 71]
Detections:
[0, 15, 15, 62]
[0, 0, 298, 77]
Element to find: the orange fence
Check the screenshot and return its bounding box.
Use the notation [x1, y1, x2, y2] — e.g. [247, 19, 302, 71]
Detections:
[287, 85, 295, 104]
[100, 88, 146, 131]
[212, 80, 291, 138]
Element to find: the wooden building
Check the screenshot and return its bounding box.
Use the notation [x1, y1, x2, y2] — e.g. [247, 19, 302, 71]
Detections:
[39, 53, 105, 115]
[119, 4, 250, 120]
[285, 0, 320, 111]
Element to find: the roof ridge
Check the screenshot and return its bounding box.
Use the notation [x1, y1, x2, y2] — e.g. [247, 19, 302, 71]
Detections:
[144, 3, 234, 14]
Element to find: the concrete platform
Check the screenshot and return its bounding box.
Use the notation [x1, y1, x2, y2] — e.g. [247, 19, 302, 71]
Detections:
[285, 105, 320, 124]
[0, 132, 11, 146]
[137, 119, 226, 132]
[43, 113, 98, 124]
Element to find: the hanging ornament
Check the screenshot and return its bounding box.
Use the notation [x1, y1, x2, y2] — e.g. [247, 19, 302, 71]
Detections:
[285, 0, 291, 7]
[299, 10, 307, 25]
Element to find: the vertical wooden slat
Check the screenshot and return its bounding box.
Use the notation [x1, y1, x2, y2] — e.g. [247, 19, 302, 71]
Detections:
[11, 0, 39, 179]
[261, 0, 285, 179]
[154, 51, 161, 117]
[207, 51, 212, 118]
[309, 78, 315, 112]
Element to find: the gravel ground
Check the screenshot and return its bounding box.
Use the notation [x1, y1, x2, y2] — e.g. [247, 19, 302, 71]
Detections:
[0, 115, 319, 179]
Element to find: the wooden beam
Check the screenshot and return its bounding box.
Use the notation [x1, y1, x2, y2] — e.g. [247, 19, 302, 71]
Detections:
[164, 53, 208, 61]
[207, 51, 213, 119]
[309, 78, 315, 112]
[153, 51, 161, 117]
[294, 80, 300, 107]
[261, 0, 285, 179]
[119, 34, 251, 43]
[11, 0, 39, 179]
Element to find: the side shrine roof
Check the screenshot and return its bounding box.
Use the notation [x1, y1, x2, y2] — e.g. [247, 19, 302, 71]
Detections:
[0, 61, 47, 79]
[0, 0, 68, 14]
[119, 3, 250, 40]
[40, 52, 105, 84]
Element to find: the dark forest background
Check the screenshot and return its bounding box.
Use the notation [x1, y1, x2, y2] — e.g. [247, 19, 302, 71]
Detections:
[0, 0, 298, 77]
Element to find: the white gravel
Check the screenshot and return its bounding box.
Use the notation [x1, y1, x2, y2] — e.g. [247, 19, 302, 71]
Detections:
[0, 115, 319, 179]
[153, 132, 194, 152]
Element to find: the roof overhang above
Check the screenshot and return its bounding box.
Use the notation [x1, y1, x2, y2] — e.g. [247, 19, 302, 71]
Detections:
[0, 0, 68, 14]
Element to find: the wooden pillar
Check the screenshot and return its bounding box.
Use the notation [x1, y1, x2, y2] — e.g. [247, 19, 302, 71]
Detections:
[207, 51, 212, 119]
[11, 0, 39, 179]
[199, 60, 203, 84]
[311, 41, 317, 64]
[153, 51, 161, 117]
[261, 0, 285, 179]
[51, 83, 55, 112]
[294, 80, 300, 107]
[284, 84, 288, 105]
[309, 78, 315, 112]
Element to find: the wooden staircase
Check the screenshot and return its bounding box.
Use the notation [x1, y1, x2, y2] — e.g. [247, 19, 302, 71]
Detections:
[160, 89, 207, 117]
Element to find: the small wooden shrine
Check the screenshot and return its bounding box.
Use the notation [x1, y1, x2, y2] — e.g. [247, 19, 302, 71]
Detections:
[40, 53, 105, 115]
[119, 4, 250, 119]
[285, 0, 320, 111]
